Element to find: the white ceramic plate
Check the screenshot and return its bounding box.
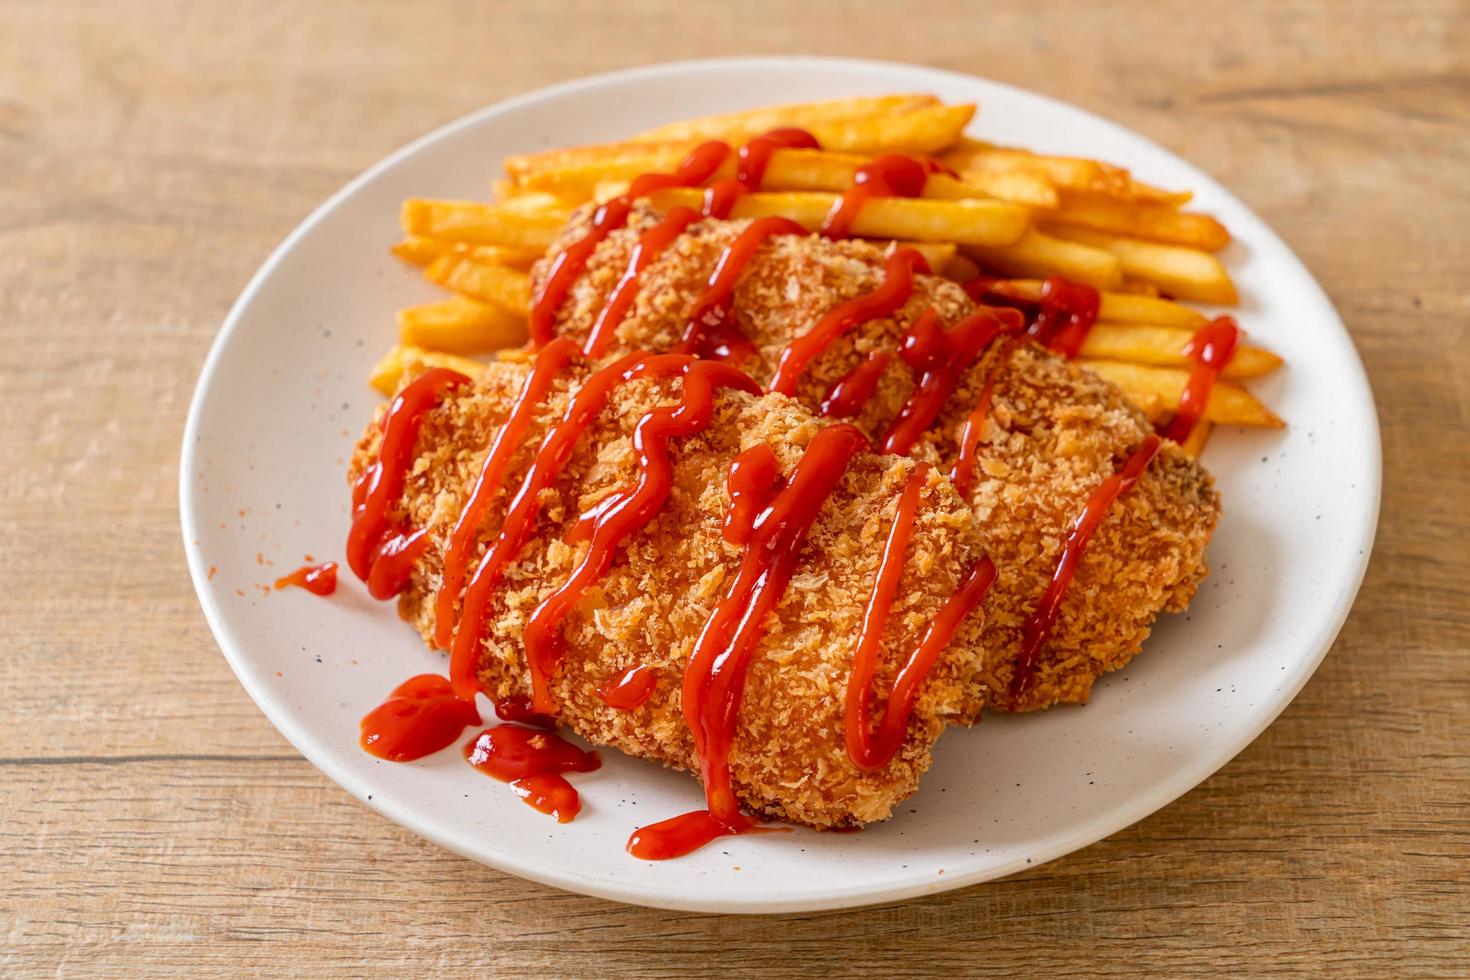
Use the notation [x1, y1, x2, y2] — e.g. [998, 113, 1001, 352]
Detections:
[180, 57, 1380, 913]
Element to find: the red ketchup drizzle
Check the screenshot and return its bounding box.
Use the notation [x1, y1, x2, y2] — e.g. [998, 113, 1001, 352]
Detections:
[434, 339, 579, 661]
[598, 664, 659, 711]
[348, 367, 470, 600]
[736, 128, 820, 188]
[772, 248, 930, 396]
[846, 467, 996, 770]
[821, 351, 893, 419]
[951, 337, 1022, 496]
[583, 207, 701, 358]
[465, 725, 601, 822]
[529, 140, 732, 346]
[273, 561, 337, 596]
[1031, 276, 1102, 358]
[580, 129, 818, 359]
[1160, 316, 1240, 443]
[627, 424, 868, 860]
[360, 674, 482, 761]
[521, 359, 760, 713]
[674, 216, 808, 363]
[722, 444, 783, 546]
[1008, 435, 1162, 704]
[879, 306, 1025, 456]
[821, 154, 929, 239]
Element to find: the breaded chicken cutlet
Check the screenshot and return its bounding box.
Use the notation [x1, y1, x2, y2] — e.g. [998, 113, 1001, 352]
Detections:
[536, 206, 1222, 712]
[351, 357, 993, 828]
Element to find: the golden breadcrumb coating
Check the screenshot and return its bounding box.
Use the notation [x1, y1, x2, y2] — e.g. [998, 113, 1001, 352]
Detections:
[537, 206, 1221, 712]
[351, 360, 992, 827]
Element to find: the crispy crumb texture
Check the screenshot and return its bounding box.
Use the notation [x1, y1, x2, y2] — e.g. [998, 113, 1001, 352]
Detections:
[538, 207, 1222, 712]
[351, 360, 991, 827]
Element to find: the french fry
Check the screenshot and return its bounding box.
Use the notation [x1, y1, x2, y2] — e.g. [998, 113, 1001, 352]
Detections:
[505, 141, 691, 186]
[401, 199, 568, 249]
[982, 279, 1207, 328]
[805, 104, 975, 156]
[370, 344, 485, 397]
[397, 295, 527, 354]
[964, 228, 1124, 289]
[879, 240, 956, 270]
[423, 255, 533, 316]
[1126, 180, 1194, 207]
[645, 188, 1028, 246]
[1179, 421, 1213, 457]
[937, 169, 1058, 209]
[1050, 191, 1230, 251]
[1078, 323, 1282, 380]
[1075, 358, 1283, 428]
[1117, 278, 1162, 297]
[1042, 223, 1237, 304]
[632, 94, 941, 142]
[942, 138, 1125, 194]
[392, 236, 543, 271]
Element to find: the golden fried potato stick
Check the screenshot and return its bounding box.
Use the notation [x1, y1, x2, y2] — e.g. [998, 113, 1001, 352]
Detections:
[1050, 192, 1231, 251]
[986, 279, 1208, 328]
[369, 344, 485, 397]
[1042, 223, 1238, 304]
[397, 296, 527, 354]
[1076, 358, 1283, 428]
[964, 228, 1124, 288]
[647, 188, 1029, 246]
[392, 235, 543, 271]
[1078, 324, 1282, 380]
[1179, 421, 1214, 457]
[631, 94, 941, 142]
[422, 256, 533, 317]
[401, 199, 568, 250]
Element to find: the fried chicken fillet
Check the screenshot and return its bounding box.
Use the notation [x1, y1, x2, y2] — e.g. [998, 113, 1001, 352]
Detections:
[351, 360, 992, 828]
[537, 206, 1222, 712]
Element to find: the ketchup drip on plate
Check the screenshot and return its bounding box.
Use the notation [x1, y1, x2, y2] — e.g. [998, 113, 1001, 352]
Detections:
[627, 424, 868, 860]
[464, 725, 601, 823]
[273, 561, 337, 596]
[360, 674, 481, 761]
[348, 367, 470, 600]
[674, 216, 809, 363]
[821, 154, 929, 239]
[879, 306, 1024, 456]
[772, 247, 930, 396]
[1159, 316, 1239, 444]
[845, 466, 996, 770]
[521, 358, 760, 713]
[530, 140, 732, 346]
[821, 350, 893, 419]
[1008, 435, 1162, 704]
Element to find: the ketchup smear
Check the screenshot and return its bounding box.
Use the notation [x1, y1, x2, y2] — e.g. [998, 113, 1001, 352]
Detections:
[465, 725, 601, 823]
[1160, 316, 1240, 443]
[360, 675, 481, 762]
[273, 561, 337, 596]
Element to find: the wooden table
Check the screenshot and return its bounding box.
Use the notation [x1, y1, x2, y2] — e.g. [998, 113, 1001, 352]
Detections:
[4, 1, 1467, 974]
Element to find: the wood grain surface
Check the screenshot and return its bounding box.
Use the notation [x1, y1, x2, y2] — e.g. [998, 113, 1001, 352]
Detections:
[3, 1, 1467, 975]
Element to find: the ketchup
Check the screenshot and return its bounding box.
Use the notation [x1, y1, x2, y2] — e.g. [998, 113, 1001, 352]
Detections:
[465, 725, 601, 822]
[360, 674, 481, 761]
[772, 248, 930, 396]
[821, 351, 893, 419]
[348, 367, 470, 598]
[273, 561, 337, 596]
[722, 444, 783, 546]
[1160, 316, 1239, 444]
[1008, 436, 1162, 704]
[674, 216, 808, 362]
[521, 358, 760, 712]
[583, 207, 700, 358]
[822, 154, 929, 239]
[879, 306, 1024, 456]
[1031, 276, 1101, 358]
[598, 664, 660, 711]
[736, 128, 820, 188]
[950, 337, 1022, 496]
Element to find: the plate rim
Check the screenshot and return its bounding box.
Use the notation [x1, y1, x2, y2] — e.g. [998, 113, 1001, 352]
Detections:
[179, 54, 1382, 913]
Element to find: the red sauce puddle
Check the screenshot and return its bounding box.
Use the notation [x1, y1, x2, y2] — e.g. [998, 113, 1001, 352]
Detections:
[360, 675, 482, 761]
[465, 725, 601, 822]
[273, 561, 337, 596]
